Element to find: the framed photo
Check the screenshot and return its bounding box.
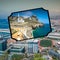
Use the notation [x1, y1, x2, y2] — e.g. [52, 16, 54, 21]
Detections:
[8, 8, 51, 41]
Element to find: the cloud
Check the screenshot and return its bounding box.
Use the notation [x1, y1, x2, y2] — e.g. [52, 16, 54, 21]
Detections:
[21, 11, 33, 16]
[23, 16, 30, 18]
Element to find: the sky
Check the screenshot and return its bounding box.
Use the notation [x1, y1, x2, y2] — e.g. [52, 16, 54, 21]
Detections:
[0, 0, 60, 19]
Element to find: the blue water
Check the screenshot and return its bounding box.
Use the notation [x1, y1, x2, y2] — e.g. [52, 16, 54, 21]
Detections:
[0, 19, 10, 38]
[0, 32, 10, 38]
[33, 24, 51, 38]
[0, 19, 9, 29]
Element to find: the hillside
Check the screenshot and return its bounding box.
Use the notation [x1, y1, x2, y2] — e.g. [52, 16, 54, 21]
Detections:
[9, 15, 44, 29]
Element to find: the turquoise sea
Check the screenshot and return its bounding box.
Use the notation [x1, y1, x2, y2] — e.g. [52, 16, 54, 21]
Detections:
[0, 19, 10, 38]
[33, 24, 51, 38]
[0, 19, 9, 29]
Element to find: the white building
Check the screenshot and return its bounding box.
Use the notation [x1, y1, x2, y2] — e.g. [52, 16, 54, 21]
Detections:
[17, 14, 24, 22]
[47, 32, 60, 39]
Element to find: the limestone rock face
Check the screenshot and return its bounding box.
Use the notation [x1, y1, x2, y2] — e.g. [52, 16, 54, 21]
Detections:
[9, 15, 43, 29]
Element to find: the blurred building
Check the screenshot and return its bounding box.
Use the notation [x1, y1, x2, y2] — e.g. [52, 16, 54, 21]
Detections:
[27, 39, 39, 53]
[0, 35, 7, 51]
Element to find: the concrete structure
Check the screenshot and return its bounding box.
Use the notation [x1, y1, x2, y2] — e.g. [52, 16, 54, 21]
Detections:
[9, 43, 25, 53]
[0, 39, 7, 51]
[27, 39, 39, 53]
[9, 39, 39, 54]
[47, 32, 60, 39]
[48, 49, 60, 60]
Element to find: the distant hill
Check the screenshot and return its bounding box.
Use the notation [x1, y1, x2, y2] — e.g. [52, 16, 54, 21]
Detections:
[9, 15, 43, 29]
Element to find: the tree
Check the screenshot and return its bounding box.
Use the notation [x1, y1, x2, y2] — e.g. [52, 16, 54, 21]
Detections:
[11, 54, 24, 60]
[0, 52, 8, 60]
[34, 53, 45, 60]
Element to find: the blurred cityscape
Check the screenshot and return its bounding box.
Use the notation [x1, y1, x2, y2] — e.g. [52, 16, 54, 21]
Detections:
[0, 18, 60, 60]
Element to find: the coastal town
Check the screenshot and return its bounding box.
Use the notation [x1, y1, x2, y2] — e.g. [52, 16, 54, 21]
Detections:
[0, 8, 60, 60]
[9, 14, 43, 40]
[0, 0, 60, 59]
[0, 18, 60, 60]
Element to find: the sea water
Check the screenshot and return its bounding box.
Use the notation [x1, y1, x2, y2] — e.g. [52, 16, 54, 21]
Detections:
[32, 24, 51, 38]
[0, 19, 10, 38]
[0, 19, 9, 29]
